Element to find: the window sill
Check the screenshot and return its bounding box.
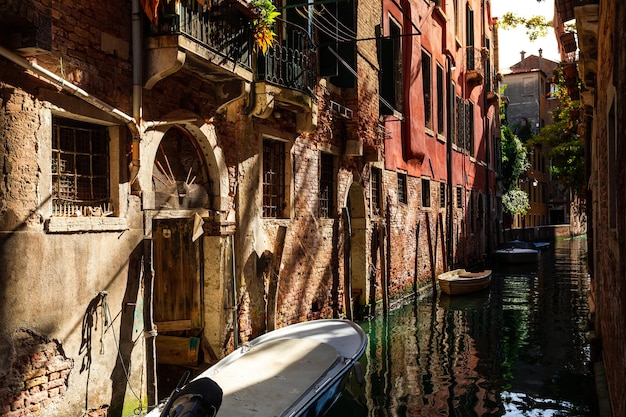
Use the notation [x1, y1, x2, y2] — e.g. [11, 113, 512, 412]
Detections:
[46, 216, 128, 233]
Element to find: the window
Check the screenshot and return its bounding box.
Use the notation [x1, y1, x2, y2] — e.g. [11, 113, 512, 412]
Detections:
[469, 190, 475, 233]
[422, 49, 432, 129]
[437, 64, 445, 135]
[455, 95, 464, 148]
[318, 0, 356, 88]
[397, 173, 408, 204]
[380, 18, 403, 114]
[456, 97, 473, 153]
[456, 186, 463, 209]
[439, 182, 446, 208]
[262, 138, 287, 218]
[319, 153, 336, 218]
[523, 77, 534, 96]
[466, 4, 475, 69]
[468, 101, 475, 155]
[484, 38, 492, 92]
[454, 0, 460, 38]
[52, 117, 109, 216]
[371, 167, 382, 215]
[421, 178, 430, 208]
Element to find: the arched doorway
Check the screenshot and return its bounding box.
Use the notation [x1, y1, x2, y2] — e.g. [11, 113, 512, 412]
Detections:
[142, 119, 232, 400]
[345, 183, 368, 318]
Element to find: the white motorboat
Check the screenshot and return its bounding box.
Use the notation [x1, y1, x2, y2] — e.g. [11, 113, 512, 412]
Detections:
[494, 240, 541, 264]
[148, 319, 367, 417]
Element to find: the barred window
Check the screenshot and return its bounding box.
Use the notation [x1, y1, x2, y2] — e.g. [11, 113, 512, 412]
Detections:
[262, 138, 287, 218]
[371, 167, 382, 215]
[439, 182, 446, 208]
[421, 178, 430, 208]
[456, 186, 463, 209]
[319, 153, 336, 218]
[398, 172, 408, 204]
[52, 117, 109, 216]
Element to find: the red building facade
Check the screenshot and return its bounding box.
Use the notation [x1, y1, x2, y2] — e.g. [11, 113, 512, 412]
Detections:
[379, 0, 501, 279]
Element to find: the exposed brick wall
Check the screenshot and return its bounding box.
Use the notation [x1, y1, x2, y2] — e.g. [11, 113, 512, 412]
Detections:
[592, 1, 626, 416]
[0, 82, 45, 231]
[0, 329, 73, 417]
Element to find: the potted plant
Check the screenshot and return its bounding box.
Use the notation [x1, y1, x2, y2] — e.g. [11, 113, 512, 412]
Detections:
[251, 0, 280, 54]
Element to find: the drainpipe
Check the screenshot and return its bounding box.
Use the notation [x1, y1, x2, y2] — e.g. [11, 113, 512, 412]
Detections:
[131, 0, 143, 193]
[0, 44, 137, 133]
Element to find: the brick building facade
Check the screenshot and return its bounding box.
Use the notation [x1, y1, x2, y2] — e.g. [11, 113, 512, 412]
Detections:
[558, 0, 626, 415]
[0, 0, 499, 415]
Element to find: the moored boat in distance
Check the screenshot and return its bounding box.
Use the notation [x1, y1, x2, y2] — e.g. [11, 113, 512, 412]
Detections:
[437, 269, 493, 295]
[494, 240, 541, 264]
[148, 319, 367, 417]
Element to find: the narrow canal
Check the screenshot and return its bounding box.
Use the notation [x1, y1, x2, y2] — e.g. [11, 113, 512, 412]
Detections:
[328, 236, 597, 416]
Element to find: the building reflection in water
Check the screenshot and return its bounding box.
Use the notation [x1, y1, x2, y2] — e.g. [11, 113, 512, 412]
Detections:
[330, 237, 595, 417]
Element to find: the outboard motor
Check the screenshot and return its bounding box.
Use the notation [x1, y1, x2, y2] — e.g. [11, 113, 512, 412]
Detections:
[160, 372, 223, 417]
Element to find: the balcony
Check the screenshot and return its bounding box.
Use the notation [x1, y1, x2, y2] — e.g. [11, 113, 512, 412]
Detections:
[249, 18, 317, 129]
[144, 0, 317, 128]
[144, 0, 255, 108]
[464, 47, 488, 87]
[555, 0, 598, 24]
[574, 2, 598, 97]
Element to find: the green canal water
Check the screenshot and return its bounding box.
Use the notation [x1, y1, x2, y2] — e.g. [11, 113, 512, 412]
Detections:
[328, 236, 597, 416]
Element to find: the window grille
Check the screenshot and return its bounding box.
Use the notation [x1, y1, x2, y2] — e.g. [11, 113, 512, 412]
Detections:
[421, 178, 431, 208]
[51, 118, 110, 216]
[262, 138, 286, 218]
[440, 182, 446, 208]
[319, 153, 335, 218]
[371, 168, 382, 215]
[398, 173, 408, 204]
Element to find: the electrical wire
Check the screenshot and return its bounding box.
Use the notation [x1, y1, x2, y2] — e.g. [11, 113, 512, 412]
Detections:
[101, 293, 145, 411]
[294, 6, 355, 43]
[318, 5, 356, 40]
[294, 7, 352, 42]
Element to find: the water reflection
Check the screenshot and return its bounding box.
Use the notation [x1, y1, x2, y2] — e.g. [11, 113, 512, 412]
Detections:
[328, 237, 595, 417]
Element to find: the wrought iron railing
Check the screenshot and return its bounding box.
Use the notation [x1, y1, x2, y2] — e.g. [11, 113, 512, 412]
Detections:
[148, 2, 317, 97]
[256, 18, 317, 95]
[151, 0, 253, 71]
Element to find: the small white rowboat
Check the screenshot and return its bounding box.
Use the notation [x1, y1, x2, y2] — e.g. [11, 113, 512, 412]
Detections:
[437, 269, 493, 295]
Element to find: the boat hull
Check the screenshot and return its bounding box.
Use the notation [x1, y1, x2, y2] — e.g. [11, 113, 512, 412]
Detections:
[437, 269, 492, 295]
[148, 319, 367, 417]
[495, 248, 540, 264]
[494, 240, 541, 264]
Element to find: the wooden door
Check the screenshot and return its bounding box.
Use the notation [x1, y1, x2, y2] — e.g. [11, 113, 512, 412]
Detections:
[153, 219, 202, 333]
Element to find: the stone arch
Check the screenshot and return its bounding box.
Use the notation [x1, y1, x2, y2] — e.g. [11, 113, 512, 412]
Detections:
[345, 181, 368, 316]
[140, 111, 229, 213]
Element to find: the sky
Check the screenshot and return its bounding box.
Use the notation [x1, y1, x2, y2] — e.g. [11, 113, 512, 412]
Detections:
[490, 0, 561, 71]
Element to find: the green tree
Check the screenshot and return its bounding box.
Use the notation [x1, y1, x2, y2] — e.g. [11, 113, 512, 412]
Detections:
[501, 125, 530, 193]
[502, 189, 530, 217]
[528, 68, 585, 194]
[501, 125, 531, 217]
[497, 13, 552, 41]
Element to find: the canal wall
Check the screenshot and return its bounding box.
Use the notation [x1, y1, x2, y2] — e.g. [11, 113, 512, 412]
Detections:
[502, 224, 582, 243]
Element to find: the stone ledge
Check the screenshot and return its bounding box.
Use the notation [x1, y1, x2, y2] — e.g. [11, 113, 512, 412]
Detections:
[45, 217, 127, 233]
